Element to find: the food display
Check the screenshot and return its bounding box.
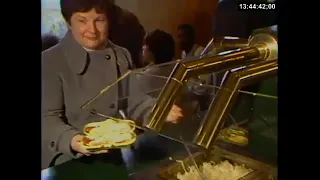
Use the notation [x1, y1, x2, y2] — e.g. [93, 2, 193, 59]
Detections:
[81, 119, 137, 151]
[176, 160, 252, 180]
[157, 148, 276, 180]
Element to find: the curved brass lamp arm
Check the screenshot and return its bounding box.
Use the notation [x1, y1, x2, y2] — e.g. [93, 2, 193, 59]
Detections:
[146, 32, 278, 132]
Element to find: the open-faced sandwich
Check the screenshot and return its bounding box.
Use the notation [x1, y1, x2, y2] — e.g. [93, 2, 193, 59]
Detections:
[84, 119, 135, 134]
[81, 119, 137, 150]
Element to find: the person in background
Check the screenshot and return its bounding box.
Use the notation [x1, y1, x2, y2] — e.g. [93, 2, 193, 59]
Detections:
[141, 30, 175, 70]
[108, 0, 146, 68]
[177, 24, 205, 59]
[41, 0, 183, 170]
[128, 30, 177, 164]
[42, 34, 59, 51]
[133, 30, 202, 163]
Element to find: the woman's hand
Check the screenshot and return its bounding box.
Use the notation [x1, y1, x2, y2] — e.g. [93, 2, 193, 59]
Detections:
[166, 104, 183, 124]
[71, 134, 108, 156]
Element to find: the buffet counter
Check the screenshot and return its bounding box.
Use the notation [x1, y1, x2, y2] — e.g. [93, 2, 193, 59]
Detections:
[41, 25, 278, 180]
[41, 69, 277, 180]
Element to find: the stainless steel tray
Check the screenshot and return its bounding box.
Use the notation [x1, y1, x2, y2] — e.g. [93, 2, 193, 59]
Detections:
[157, 147, 277, 180]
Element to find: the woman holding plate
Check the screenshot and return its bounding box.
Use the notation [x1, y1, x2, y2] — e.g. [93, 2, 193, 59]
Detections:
[41, 0, 183, 169]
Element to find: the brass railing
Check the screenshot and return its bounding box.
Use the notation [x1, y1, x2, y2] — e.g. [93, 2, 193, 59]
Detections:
[146, 27, 278, 132]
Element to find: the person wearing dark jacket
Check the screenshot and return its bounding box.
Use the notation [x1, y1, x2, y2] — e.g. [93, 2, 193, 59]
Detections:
[108, 2, 146, 68]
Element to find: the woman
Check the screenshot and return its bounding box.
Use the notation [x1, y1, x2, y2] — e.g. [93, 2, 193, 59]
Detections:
[42, 0, 182, 169]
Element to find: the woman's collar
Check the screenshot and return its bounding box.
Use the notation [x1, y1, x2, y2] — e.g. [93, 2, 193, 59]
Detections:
[60, 31, 115, 74]
[60, 31, 88, 75]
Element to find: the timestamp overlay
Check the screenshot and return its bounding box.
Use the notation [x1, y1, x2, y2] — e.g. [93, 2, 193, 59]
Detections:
[238, 2, 276, 11]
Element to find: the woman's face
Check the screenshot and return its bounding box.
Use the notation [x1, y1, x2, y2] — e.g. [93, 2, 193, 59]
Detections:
[69, 9, 109, 50]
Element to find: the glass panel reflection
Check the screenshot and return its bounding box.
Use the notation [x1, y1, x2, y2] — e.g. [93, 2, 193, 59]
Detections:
[80, 62, 230, 175]
[216, 76, 277, 166]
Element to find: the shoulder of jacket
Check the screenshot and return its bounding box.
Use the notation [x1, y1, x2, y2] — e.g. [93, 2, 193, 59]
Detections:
[112, 43, 131, 58]
[112, 43, 128, 52]
[111, 43, 134, 69]
[42, 44, 65, 71]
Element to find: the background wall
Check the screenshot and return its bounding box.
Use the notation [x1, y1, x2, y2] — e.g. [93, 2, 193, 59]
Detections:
[116, 0, 218, 46]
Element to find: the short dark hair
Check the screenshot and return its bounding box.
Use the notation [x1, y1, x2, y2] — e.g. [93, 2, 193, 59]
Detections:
[60, 0, 114, 24]
[42, 35, 60, 51]
[178, 24, 195, 39]
[144, 29, 175, 64]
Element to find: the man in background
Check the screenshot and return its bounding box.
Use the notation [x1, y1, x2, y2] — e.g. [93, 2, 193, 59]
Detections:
[177, 24, 204, 59]
[108, 1, 146, 68]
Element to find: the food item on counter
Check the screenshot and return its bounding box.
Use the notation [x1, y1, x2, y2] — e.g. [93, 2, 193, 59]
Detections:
[82, 119, 137, 149]
[227, 134, 248, 144]
[228, 128, 247, 136]
[176, 160, 252, 180]
[218, 127, 249, 146]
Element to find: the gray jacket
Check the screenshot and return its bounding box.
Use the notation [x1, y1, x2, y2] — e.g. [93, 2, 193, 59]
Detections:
[41, 31, 154, 169]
